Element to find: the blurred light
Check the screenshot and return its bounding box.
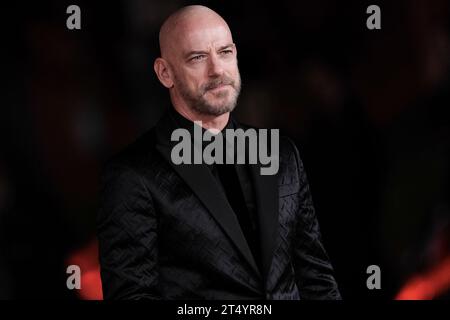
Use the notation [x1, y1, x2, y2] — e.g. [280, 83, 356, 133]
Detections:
[66, 239, 103, 300]
[395, 255, 450, 300]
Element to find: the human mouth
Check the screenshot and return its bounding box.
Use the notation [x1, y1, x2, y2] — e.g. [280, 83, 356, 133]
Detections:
[208, 84, 230, 92]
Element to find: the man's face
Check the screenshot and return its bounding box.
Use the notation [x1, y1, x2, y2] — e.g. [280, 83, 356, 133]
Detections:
[169, 24, 241, 116]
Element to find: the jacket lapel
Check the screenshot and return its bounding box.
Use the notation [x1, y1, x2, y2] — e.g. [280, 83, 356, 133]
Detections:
[233, 119, 279, 283]
[248, 163, 278, 283]
[154, 112, 262, 279]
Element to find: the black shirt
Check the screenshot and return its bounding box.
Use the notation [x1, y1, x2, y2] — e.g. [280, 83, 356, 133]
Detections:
[168, 108, 261, 271]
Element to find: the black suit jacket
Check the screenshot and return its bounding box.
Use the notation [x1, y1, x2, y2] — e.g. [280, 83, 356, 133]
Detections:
[97, 111, 341, 300]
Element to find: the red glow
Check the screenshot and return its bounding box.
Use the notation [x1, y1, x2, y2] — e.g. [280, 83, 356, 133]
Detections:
[395, 255, 450, 300]
[66, 239, 103, 300]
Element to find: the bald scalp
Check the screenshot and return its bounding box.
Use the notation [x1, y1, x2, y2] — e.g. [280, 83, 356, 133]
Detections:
[158, 5, 232, 60]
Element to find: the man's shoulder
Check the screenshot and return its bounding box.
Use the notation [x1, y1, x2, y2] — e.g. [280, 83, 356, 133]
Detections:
[234, 119, 304, 177]
[234, 119, 300, 158]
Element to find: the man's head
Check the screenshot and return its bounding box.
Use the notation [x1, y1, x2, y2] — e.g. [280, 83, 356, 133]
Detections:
[154, 5, 241, 118]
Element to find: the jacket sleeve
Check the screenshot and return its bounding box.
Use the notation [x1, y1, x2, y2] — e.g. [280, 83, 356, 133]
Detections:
[97, 161, 161, 300]
[288, 140, 342, 300]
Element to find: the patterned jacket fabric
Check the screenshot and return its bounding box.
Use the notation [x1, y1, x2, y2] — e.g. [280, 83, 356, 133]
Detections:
[97, 111, 341, 300]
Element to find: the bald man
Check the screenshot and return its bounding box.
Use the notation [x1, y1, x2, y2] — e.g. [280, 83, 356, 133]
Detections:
[97, 5, 341, 300]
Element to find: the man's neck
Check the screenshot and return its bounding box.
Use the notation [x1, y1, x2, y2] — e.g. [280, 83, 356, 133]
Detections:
[172, 103, 230, 132]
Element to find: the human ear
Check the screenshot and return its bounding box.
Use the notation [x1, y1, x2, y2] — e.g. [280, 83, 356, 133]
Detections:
[154, 58, 174, 88]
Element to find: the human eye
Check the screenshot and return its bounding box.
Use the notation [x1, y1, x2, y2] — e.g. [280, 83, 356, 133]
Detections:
[190, 54, 206, 62]
[220, 49, 233, 56]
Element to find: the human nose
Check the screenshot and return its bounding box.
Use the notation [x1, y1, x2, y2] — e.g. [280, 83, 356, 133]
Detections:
[207, 53, 224, 77]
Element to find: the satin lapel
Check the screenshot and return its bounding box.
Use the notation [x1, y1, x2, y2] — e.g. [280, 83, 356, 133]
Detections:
[248, 163, 278, 282]
[234, 119, 279, 283]
[229, 118, 278, 282]
[154, 112, 262, 278]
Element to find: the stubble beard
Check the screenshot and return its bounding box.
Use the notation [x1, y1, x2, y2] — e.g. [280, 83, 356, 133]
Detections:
[175, 72, 242, 117]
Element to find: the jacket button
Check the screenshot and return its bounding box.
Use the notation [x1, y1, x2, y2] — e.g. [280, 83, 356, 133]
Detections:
[265, 293, 271, 300]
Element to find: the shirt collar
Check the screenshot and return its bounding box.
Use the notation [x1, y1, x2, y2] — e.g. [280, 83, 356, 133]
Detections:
[168, 108, 238, 164]
[169, 108, 235, 135]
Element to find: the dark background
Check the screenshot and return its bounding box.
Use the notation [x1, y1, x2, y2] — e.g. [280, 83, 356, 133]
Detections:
[2, 0, 449, 299]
